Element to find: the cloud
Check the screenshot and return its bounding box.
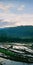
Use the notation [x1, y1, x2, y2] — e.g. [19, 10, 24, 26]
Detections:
[17, 5, 25, 11]
[0, 3, 14, 13]
[0, 19, 16, 28]
[0, 12, 33, 28]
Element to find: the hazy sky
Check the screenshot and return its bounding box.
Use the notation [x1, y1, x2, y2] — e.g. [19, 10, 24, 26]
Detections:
[0, 0, 33, 28]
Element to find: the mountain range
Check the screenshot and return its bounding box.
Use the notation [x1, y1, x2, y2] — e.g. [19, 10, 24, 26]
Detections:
[0, 26, 33, 42]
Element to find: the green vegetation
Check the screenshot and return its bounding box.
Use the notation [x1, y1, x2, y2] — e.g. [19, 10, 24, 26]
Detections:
[0, 26, 33, 43]
[0, 48, 15, 57]
[0, 37, 33, 43]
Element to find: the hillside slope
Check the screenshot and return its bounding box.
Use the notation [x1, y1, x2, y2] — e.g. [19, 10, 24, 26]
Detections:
[0, 26, 33, 42]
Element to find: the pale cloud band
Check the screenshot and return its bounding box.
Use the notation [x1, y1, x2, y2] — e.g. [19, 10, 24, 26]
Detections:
[0, 13, 33, 28]
[0, 2, 25, 13]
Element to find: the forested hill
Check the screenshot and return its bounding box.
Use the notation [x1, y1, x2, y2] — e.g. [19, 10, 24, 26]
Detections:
[0, 26, 33, 42]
